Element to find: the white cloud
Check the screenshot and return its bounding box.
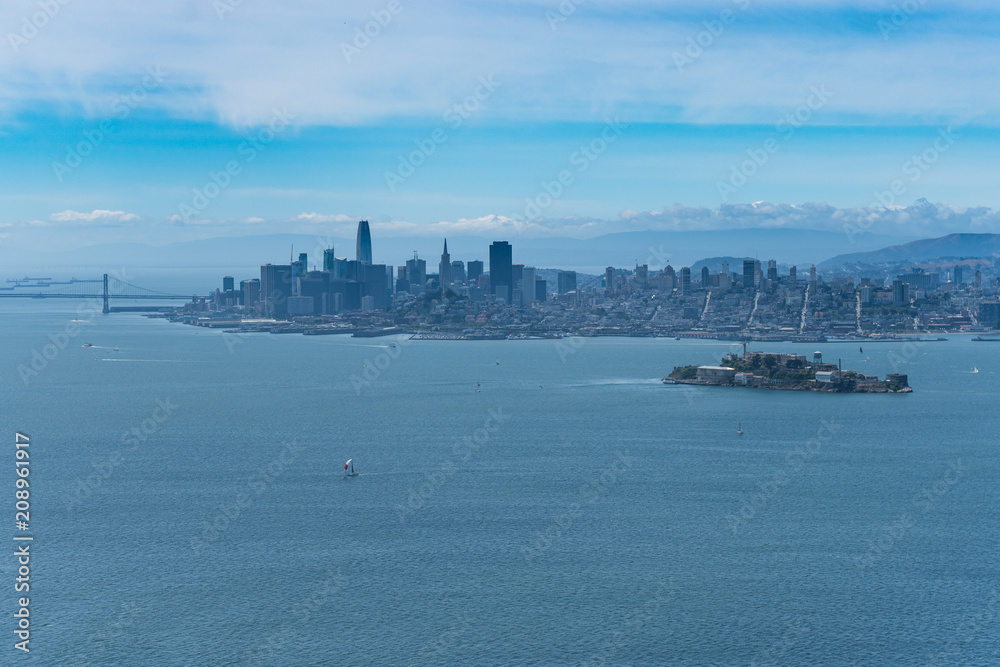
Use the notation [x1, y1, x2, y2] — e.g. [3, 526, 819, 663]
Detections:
[47, 209, 139, 224]
[2, 1, 999, 127]
[296, 212, 354, 224]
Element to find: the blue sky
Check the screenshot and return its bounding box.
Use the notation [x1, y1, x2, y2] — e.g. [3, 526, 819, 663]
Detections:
[2, 0, 1000, 254]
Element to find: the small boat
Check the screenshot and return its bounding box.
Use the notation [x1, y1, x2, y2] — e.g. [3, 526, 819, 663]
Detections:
[82, 342, 93, 348]
[344, 459, 359, 477]
[859, 346, 864, 353]
[113, 346, 119, 352]
[737, 421, 744, 435]
[972, 367, 979, 374]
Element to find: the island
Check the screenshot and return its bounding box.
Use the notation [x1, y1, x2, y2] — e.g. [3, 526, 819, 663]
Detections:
[665, 350, 911, 393]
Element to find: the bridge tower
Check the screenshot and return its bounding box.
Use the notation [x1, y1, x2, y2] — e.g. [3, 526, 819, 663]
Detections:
[103, 274, 109, 314]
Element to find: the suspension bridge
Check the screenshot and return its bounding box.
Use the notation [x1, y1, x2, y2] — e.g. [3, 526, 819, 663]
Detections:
[0, 274, 196, 313]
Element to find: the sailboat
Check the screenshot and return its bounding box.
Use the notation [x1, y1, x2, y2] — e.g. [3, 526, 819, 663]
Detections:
[859, 346, 864, 353]
[737, 421, 744, 435]
[344, 459, 359, 477]
[972, 366, 980, 374]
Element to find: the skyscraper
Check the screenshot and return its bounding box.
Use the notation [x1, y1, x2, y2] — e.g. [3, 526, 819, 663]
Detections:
[701, 266, 710, 286]
[489, 241, 513, 304]
[767, 259, 777, 281]
[521, 267, 536, 306]
[439, 239, 452, 291]
[789, 266, 797, 284]
[467, 260, 484, 285]
[954, 266, 963, 284]
[743, 260, 756, 291]
[323, 248, 336, 271]
[557, 271, 577, 294]
[809, 264, 817, 287]
[223, 276, 235, 292]
[356, 220, 373, 264]
[679, 267, 691, 295]
[260, 263, 293, 317]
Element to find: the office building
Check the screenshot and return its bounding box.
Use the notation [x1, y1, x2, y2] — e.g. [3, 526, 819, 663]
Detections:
[356, 220, 373, 264]
[743, 260, 755, 291]
[535, 278, 547, 302]
[557, 271, 577, 294]
[241, 279, 260, 310]
[892, 279, 910, 306]
[439, 239, 452, 291]
[260, 264, 293, 317]
[451, 261, 466, 286]
[520, 267, 536, 306]
[701, 266, 710, 287]
[954, 266, 964, 284]
[467, 260, 484, 285]
[323, 248, 336, 271]
[679, 267, 691, 296]
[605, 267, 615, 293]
[767, 260, 777, 282]
[489, 242, 513, 304]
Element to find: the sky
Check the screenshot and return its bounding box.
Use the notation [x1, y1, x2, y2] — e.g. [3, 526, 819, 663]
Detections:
[2, 0, 1000, 259]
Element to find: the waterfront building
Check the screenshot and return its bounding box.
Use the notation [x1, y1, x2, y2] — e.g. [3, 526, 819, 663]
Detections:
[240, 279, 260, 310]
[260, 263, 293, 317]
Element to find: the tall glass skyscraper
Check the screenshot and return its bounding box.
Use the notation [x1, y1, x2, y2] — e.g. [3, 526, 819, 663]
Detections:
[356, 220, 373, 264]
[489, 241, 512, 304]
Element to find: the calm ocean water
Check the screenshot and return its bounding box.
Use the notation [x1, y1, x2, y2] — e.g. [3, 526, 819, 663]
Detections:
[1, 301, 998, 665]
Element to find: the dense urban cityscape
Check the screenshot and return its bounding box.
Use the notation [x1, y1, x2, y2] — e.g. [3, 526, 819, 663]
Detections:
[173, 220, 1000, 340]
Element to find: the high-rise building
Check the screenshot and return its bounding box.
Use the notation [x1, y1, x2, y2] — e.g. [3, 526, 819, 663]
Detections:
[721, 261, 729, 277]
[789, 266, 797, 284]
[975, 270, 982, 289]
[635, 264, 649, 290]
[439, 239, 452, 291]
[954, 266, 964, 284]
[241, 279, 260, 310]
[605, 267, 615, 293]
[535, 278, 547, 302]
[356, 220, 373, 264]
[467, 260, 484, 285]
[323, 248, 336, 271]
[223, 276, 235, 292]
[979, 301, 1000, 328]
[521, 267, 537, 306]
[892, 279, 910, 305]
[809, 265, 817, 287]
[679, 267, 691, 295]
[743, 260, 756, 291]
[260, 264, 293, 317]
[405, 255, 427, 293]
[701, 266, 710, 286]
[767, 260, 778, 281]
[489, 242, 513, 304]
[557, 270, 577, 294]
[451, 261, 466, 286]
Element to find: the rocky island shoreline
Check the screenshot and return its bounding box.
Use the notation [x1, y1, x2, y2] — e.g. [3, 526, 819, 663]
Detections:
[666, 350, 912, 393]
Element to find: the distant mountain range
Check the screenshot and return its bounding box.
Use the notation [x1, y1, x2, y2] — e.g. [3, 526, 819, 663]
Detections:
[6, 229, 1000, 283]
[818, 233, 1000, 269]
[7, 228, 915, 275]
